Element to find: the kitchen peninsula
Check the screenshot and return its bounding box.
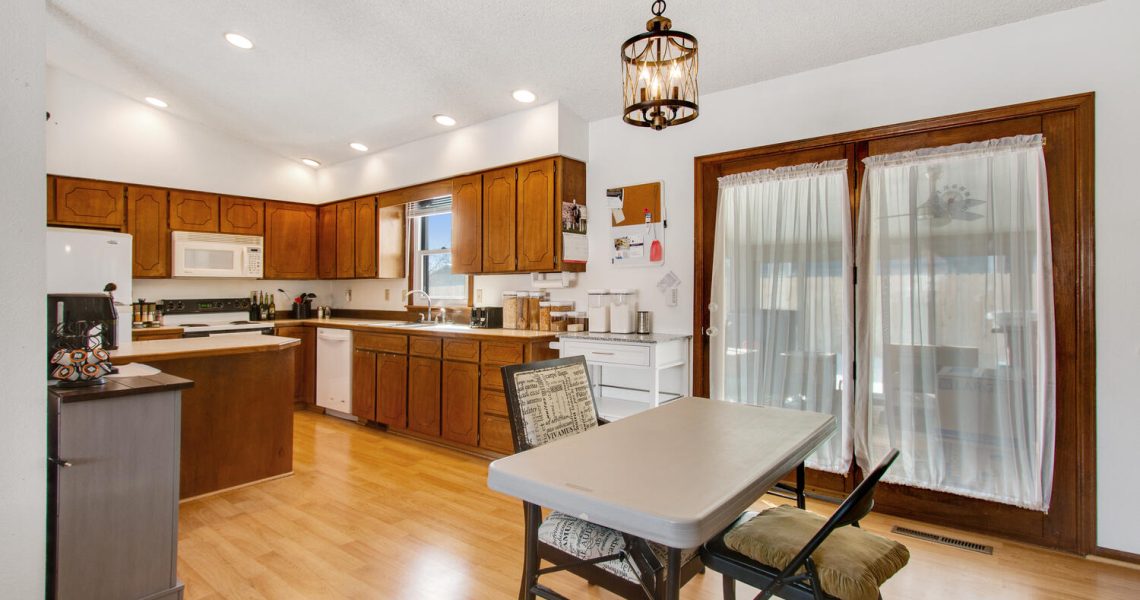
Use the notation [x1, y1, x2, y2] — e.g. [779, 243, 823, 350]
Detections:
[111, 334, 300, 498]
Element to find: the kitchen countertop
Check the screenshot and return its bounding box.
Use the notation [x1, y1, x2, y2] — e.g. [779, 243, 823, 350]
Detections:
[49, 371, 194, 403]
[131, 325, 185, 335]
[268, 317, 560, 340]
[557, 331, 692, 344]
[110, 333, 300, 363]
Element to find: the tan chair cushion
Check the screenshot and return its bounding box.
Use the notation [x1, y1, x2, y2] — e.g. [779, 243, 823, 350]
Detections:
[538, 511, 697, 583]
[723, 505, 909, 600]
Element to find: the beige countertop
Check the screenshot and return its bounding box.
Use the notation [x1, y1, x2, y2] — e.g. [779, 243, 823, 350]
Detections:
[268, 317, 560, 340]
[111, 333, 300, 363]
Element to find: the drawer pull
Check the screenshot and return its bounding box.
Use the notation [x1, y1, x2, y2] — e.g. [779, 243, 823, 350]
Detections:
[590, 351, 615, 356]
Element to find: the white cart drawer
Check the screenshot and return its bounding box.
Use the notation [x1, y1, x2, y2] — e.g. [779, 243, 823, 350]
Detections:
[561, 340, 650, 367]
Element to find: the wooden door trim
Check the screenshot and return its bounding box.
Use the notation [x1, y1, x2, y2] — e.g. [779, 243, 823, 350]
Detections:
[693, 93, 1095, 553]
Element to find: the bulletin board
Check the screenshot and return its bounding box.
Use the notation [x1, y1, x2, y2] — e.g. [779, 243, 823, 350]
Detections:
[610, 182, 662, 226]
[607, 182, 665, 268]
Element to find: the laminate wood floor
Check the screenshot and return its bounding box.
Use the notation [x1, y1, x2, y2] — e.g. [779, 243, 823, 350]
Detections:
[178, 411, 1140, 599]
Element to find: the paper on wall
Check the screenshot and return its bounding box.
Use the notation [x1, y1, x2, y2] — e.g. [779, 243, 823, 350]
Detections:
[562, 233, 588, 263]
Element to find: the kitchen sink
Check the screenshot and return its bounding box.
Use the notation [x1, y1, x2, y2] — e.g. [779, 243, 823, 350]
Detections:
[385, 322, 440, 329]
[386, 322, 470, 330]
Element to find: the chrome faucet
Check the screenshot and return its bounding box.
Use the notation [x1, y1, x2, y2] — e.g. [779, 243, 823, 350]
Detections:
[405, 290, 442, 323]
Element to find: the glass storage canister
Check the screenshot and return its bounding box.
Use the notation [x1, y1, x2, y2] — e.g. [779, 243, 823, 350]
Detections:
[587, 289, 610, 333]
[538, 301, 553, 331]
[501, 292, 519, 330]
[549, 311, 569, 332]
[528, 292, 542, 331]
[515, 291, 530, 329]
[609, 289, 638, 334]
[567, 311, 588, 332]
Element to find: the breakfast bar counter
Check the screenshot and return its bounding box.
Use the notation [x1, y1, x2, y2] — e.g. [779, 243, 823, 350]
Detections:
[110, 333, 299, 363]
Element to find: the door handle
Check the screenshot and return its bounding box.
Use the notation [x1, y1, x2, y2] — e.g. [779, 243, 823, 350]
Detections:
[50, 457, 72, 468]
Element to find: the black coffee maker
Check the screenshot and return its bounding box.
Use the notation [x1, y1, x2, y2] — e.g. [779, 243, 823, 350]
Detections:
[47, 292, 119, 374]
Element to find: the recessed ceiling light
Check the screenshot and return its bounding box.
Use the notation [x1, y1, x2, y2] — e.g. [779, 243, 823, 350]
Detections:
[144, 96, 168, 108]
[225, 32, 254, 49]
[512, 89, 536, 103]
[349, 142, 369, 152]
[301, 158, 321, 168]
[433, 114, 457, 127]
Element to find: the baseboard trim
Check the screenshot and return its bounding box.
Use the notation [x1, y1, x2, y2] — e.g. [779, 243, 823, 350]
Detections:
[1090, 546, 1140, 567]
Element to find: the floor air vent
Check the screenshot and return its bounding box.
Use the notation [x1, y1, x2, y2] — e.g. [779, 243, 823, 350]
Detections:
[890, 526, 994, 555]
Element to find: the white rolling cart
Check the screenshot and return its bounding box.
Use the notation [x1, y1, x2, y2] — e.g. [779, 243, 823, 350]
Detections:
[556, 332, 691, 420]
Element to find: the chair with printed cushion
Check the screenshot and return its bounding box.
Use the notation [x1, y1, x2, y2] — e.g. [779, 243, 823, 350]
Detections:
[501, 356, 704, 600]
[700, 449, 908, 600]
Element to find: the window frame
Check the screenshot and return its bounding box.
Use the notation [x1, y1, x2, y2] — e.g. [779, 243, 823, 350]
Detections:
[407, 198, 469, 307]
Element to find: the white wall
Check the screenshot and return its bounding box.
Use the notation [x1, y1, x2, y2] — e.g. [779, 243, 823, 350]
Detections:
[47, 67, 318, 202]
[582, 0, 1140, 554]
[0, 0, 46, 596]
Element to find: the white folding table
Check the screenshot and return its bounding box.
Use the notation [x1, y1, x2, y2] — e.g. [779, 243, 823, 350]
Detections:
[487, 396, 837, 600]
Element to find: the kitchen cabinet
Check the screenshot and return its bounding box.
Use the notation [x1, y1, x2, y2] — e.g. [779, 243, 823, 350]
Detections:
[126, 185, 170, 278]
[408, 356, 441, 436]
[318, 204, 337, 279]
[47, 175, 56, 222]
[442, 360, 480, 447]
[351, 349, 376, 421]
[264, 202, 318, 279]
[354, 196, 377, 278]
[336, 201, 355, 278]
[516, 159, 557, 271]
[377, 204, 406, 279]
[50, 177, 125, 229]
[220, 196, 265, 235]
[277, 325, 316, 405]
[376, 353, 408, 429]
[481, 166, 517, 272]
[450, 174, 482, 274]
[168, 190, 220, 232]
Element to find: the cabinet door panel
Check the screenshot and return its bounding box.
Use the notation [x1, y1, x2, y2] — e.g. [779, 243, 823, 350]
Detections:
[126, 186, 169, 278]
[52, 177, 125, 228]
[220, 196, 265, 235]
[354, 196, 378, 278]
[479, 413, 514, 454]
[277, 326, 315, 404]
[169, 191, 219, 232]
[451, 174, 482, 273]
[442, 361, 480, 446]
[516, 159, 556, 271]
[318, 204, 337, 279]
[352, 349, 377, 422]
[481, 167, 516, 272]
[336, 201, 355, 278]
[408, 357, 441, 436]
[378, 204, 406, 279]
[377, 353, 408, 429]
[264, 202, 318, 279]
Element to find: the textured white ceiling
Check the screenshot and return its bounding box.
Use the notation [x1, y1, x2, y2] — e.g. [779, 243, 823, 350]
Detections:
[47, 0, 1097, 167]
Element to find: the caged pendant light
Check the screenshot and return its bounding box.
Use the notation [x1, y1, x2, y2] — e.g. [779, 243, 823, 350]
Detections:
[621, 0, 699, 130]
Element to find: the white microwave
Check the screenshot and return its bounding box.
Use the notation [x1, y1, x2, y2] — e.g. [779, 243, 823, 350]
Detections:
[172, 231, 263, 278]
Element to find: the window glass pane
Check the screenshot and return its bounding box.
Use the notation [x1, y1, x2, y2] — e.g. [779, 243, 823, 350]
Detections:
[422, 253, 466, 299]
[421, 213, 452, 251]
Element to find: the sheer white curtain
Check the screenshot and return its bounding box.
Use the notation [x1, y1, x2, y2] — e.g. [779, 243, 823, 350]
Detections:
[710, 160, 853, 474]
[855, 135, 1055, 510]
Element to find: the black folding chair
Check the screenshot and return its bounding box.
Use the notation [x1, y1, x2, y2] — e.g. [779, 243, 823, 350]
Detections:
[701, 449, 905, 600]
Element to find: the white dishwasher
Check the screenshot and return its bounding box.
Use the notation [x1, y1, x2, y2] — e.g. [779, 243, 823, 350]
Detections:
[316, 327, 354, 419]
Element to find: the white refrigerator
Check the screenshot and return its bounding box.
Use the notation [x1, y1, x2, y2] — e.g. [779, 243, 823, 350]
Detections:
[46, 227, 134, 345]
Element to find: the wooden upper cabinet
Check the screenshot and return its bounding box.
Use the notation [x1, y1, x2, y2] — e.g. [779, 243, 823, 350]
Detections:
[168, 191, 220, 232]
[516, 159, 557, 272]
[378, 204, 406, 279]
[451, 174, 483, 274]
[126, 186, 170, 278]
[335, 201, 355, 278]
[47, 176, 56, 222]
[264, 202, 318, 279]
[219, 196, 265, 236]
[442, 361, 480, 447]
[354, 196, 378, 278]
[482, 166, 517, 272]
[51, 177, 125, 229]
[318, 204, 337, 279]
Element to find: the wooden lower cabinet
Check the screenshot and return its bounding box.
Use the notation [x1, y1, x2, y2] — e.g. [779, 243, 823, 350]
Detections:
[408, 356, 441, 436]
[376, 353, 408, 429]
[352, 349, 377, 421]
[442, 360, 480, 446]
[277, 326, 315, 405]
[479, 413, 514, 454]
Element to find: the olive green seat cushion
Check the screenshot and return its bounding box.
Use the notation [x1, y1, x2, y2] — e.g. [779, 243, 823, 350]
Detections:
[723, 505, 909, 600]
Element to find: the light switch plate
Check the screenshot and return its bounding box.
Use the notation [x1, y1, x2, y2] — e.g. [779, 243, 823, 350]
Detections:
[384, 289, 390, 301]
[475, 289, 483, 303]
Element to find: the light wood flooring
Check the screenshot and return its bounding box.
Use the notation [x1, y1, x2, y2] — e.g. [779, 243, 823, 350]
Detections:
[178, 410, 1140, 599]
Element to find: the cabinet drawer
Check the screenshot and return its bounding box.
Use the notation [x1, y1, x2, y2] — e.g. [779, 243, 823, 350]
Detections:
[479, 413, 515, 454]
[408, 336, 441, 358]
[481, 389, 508, 416]
[481, 366, 507, 392]
[355, 332, 407, 354]
[443, 338, 480, 362]
[560, 341, 650, 367]
[480, 341, 524, 365]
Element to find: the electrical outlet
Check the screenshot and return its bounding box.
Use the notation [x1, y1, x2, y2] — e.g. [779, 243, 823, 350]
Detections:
[344, 289, 352, 303]
[668, 288, 679, 307]
[384, 288, 390, 301]
[475, 289, 484, 303]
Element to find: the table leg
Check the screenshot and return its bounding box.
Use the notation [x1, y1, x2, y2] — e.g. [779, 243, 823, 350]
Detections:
[520, 502, 541, 600]
[665, 546, 681, 600]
